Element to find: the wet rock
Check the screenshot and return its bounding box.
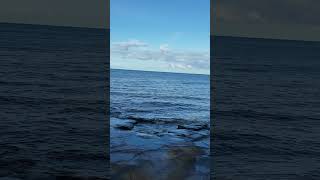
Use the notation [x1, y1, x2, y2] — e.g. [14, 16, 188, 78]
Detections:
[114, 120, 136, 130]
[165, 146, 206, 179]
[177, 123, 209, 131]
[115, 123, 134, 130]
[111, 163, 153, 180]
[126, 116, 184, 125]
[111, 145, 209, 180]
[127, 116, 156, 124]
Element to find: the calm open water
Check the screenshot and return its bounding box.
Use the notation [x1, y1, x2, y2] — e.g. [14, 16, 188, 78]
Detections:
[0, 23, 109, 179]
[1, 22, 320, 180]
[111, 69, 210, 124]
[212, 36, 320, 180]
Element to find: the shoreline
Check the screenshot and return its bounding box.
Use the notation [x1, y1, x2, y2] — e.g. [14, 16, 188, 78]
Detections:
[110, 117, 210, 179]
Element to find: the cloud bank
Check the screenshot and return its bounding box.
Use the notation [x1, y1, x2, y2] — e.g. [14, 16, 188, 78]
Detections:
[111, 39, 210, 72]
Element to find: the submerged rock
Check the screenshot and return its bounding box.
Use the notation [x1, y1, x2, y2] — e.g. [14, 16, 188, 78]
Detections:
[114, 120, 136, 130]
[111, 145, 209, 180]
[111, 162, 154, 180]
[126, 116, 157, 124]
[177, 123, 209, 131]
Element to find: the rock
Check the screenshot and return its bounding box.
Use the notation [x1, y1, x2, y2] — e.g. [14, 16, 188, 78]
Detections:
[177, 123, 209, 131]
[114, 120, 136, 130]
[127, 116, 155, 124]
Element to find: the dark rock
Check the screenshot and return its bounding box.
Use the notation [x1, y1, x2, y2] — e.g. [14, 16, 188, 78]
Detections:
[114, 120, 136, 130]
[177, 123, 209, 131]
[127, 116, 155, 124]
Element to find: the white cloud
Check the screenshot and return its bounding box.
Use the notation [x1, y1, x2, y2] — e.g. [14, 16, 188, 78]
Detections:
[169, 63, 193, 70]
[111, 39, 210, 71]
[160, 44, 170, 54]
[112, 39, 148, 51]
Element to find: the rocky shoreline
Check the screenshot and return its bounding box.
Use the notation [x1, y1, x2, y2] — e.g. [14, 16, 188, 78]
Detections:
[110, 117, 210, 180]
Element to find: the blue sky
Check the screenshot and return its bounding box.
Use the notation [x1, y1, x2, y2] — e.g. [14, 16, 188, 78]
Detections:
[111, 0, 210, 74]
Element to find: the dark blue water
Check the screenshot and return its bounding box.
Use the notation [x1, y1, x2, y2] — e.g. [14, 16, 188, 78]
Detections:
[110, 69, 210, 179]
[0, 23, 109, 179]
[212, 36, 320, 179]
[2, 22, 319, 180]
[111, 69, 209, 123]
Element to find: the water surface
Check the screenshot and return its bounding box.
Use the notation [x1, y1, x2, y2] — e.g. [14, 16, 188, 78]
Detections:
[110, 69, 210, 179]
[0, 23, 109, 179]
[212, 36, 320, 179]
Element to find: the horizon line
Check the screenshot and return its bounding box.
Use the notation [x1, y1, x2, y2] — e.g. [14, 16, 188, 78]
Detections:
[3, 22, 319, 43]
[0, 22, 109, 30]
[111, 68, 210, 76]
[212, 34, 320, 43]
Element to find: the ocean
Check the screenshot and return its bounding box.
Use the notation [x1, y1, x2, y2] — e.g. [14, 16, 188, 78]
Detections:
[110, 69, 210, 179]
[1, 22, 319, 180]
[212, 36, 320, 179]
[0, 23, 109, 179]
[111, 69, 209, 124]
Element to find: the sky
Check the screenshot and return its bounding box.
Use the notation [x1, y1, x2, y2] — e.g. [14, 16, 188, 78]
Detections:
[0, 0, 109, 28]
[212, 0, 320, 41]
[111, 0, 210, 75]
